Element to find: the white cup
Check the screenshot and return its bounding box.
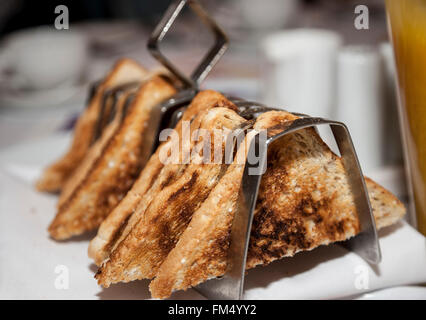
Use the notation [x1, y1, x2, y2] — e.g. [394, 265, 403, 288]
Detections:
[0, 26, 89, 91]
[238, 0, 299, 30]
[336, 45, 384, 174]
[260, 29, 342, 118]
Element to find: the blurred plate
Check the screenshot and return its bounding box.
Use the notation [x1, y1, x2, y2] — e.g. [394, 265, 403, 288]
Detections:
[0, 82, 86, 109]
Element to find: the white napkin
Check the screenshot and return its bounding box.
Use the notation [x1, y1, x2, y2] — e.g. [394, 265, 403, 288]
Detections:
[0, 140, 425, 299]
[243, 221, 426, 299]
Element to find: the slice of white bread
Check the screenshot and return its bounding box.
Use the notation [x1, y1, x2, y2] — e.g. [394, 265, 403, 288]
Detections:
[95, 105, 248, 287]
[149, 110, 406, 299]
[48, 76, 176, 240]
[36, 59, 148, 193]
[88, 90, 239, 265]
[56, 84, 138, 210]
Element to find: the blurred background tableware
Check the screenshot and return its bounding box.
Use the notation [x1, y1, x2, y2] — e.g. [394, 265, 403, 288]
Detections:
[0, 0, 413, 229]
[0, 26, 88, 92]
[335, 45, 384, 174]
[0, 26, 89, 111]
[261, 28, 342, 118]
[334, 44, 407, 201]
[237, 0, 299, 31]
[386, 0, 426, 235]
[379, 42, 403, 167]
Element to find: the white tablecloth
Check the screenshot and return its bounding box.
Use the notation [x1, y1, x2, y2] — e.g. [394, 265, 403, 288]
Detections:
[0, 135, 425, 300]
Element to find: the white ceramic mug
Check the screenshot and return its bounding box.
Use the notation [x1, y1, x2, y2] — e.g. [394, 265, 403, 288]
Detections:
[0, 26, 89, 91]
[260, 28, 342, 118]
[335, 45, 385, 174]
[238, 0, 299, 30]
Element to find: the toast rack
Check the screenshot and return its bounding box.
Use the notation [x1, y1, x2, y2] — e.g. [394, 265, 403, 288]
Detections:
[85, 79, 138, 145]
[84, 0, 381, 300]
[87, 0, 227, 146]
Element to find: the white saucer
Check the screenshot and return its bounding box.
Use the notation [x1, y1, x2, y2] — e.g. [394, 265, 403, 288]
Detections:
[0, 82, 87, 110]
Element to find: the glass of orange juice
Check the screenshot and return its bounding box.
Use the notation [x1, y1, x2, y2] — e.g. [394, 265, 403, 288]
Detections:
[386, 0, 426, 235]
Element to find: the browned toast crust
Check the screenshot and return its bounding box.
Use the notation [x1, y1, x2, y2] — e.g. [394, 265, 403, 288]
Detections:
[36, 59, 148, 193]
[57, 85, 138, 210]
[95, 106, 247, 287]
[149, 110, 406, 299]
[88, 90, 239, 265]
[48, 77, 176, 240]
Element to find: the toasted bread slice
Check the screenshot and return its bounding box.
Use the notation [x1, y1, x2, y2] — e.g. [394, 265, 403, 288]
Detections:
[57, 83, 139, 210]
[48, 76, 176, 240]
[36, 59, 148, 193]
[88, 90, 239, 265]
[95, 106, 248, 287]
[149, 110, 406, 299]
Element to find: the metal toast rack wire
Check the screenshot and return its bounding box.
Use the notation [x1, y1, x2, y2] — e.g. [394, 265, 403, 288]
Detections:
[88, 0, 227, 146]
[87, 0, 381, 300]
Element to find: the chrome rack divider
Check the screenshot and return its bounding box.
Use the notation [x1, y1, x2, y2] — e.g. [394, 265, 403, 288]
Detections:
[196, 103, 381, 300]
[147, 0, 381, 300]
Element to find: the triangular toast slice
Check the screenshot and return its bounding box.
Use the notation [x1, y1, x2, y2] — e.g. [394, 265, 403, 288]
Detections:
[48, 76, 176, 240]
[149, 110, 406, 299]
[36, 59, 148, 193]
[88, 90, 239, 265]
[57, 83, 139, 210]
[95, 105, 248, 287]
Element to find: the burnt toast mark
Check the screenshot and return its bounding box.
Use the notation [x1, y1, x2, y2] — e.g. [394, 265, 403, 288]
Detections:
[106, 212, 133, 255]
[160, 171, 176, 190]
[168, 171, 199, 202]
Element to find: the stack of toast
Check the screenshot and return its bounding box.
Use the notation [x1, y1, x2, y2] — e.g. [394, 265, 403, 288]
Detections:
[37, 69, 406, 299]
[38, 59, 177, 239]
[36, 59, 149, 193]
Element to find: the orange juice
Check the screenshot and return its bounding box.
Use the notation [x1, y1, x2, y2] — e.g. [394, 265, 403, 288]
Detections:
[386, 0, 426, 235]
